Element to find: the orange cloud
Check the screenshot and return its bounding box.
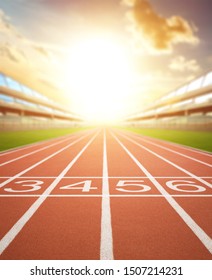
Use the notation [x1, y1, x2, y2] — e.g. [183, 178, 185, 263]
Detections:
[169, 56, 201, 72]
[0, 9, 64, 98]
[124, 0, 199, 54]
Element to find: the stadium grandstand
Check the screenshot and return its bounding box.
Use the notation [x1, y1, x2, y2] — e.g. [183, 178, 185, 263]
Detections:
[0, 72, 82, 130]
[125, 70, 212, 131]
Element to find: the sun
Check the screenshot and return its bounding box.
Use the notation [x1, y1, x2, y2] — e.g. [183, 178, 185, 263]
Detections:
[64, 34, 134, 124]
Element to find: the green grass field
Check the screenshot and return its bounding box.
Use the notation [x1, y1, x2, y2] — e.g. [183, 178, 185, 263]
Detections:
[1, 127, 212, 153]
[121, 127, 212, 152]
[0, 127, 86, 152]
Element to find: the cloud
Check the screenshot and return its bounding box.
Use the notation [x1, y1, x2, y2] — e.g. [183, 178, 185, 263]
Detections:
[0, 43, 27, 64]
[38, 77, 59, 90]
[169, 56, 201, 72]
[0, 9, 33, 64]
[0, 10, 11, 32]
[33, 45, 51, 58]
[0, 9, 23, 39]
[0, 8, 65, 96]
[124, 0, 199, 54]
[0, 9, 61, 64]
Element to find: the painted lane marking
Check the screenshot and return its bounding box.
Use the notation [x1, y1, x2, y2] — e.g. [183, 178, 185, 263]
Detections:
[0, 132, 93, 189]
[0, 131, 99, 255]
[1, 176, 212, 179]
[0, 133, 86, 167]
[4, 180, 43, 193]
[118, 129, 212, 157]
[117, 132, 212, 190]
[100, 130, 114, 260]
[0, 133, 77, 156]
[120, 131, 212, 167]
[0, 129, 92, 157]
[112, 132, 212, 254]
[0, 194, 212, 197]
[1, 179, 211, 195]
[59, 180, 97, 192]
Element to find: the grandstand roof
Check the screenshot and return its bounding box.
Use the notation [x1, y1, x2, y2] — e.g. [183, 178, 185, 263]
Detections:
[0, 72, 83, 122]
[126, 70, 212, 122]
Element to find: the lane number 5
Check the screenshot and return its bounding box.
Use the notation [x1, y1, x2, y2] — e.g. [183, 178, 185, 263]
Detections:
[116, 180, 151, 192]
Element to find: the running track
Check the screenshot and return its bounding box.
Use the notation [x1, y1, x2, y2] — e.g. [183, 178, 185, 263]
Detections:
[0, 128, 211, 260]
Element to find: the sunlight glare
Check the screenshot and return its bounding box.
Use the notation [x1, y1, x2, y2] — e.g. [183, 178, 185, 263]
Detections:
[64, 35, 134, 123]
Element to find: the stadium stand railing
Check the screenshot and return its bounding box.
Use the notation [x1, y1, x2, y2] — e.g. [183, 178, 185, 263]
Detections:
[126, 70, 212, 130]
[0, 72, 82, 130]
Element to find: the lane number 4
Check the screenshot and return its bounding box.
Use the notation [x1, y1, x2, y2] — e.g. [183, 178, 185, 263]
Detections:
[3, 179, 207, 193]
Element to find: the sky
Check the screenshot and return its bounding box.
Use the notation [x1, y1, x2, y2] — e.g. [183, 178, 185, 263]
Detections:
[0, 0, 211, 123]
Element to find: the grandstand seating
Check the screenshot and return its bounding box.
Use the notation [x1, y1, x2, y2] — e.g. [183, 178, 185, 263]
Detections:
[0, 72, 82, 130]
[126, 70, 212, 130]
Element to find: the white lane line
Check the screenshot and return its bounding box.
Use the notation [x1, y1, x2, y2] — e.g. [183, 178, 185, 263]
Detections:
[0, 194, 212, 198]
[120, 130, 212, 157]
[0, 131, 99, 255]
[0, 131, 85, 156]
[117, 132, 212, 190]
[0, 133, 86, 167]
[0, 138, 61, 156]
[119, 131, 212, 167]
[0, 134, 74, 157]
[1, 176, 212, 179]
[0, 132, 92, 189]
[112, 132, 212, 254]
[100, 130, 114, 260]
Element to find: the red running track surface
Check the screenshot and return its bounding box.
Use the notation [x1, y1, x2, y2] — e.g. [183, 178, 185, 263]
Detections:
[0, 128, 211, 260]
